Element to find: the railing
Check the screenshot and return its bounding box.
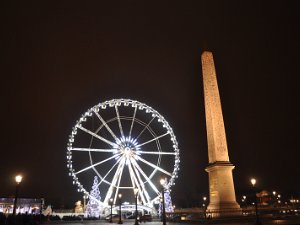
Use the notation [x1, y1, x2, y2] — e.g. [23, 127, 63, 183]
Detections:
[168, 205, 300, 220]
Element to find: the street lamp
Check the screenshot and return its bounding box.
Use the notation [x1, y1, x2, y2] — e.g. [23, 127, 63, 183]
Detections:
[13, 175, 23, 216]
[250, 178, 262, 225]
[242, 195, 247, 207]
[203, 196, 207, 219]
[109, 198, 113, 223]
[160, 178, 166, 225]
[272, 191, 276, 206]
[40, 198, 44, 224]
[134, 188, 139, 225]
[83, 193, 88, 212]
[118, 193, 123, 224]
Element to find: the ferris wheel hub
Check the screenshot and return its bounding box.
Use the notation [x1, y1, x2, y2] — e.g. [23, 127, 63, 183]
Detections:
[123, 147, 133, 157]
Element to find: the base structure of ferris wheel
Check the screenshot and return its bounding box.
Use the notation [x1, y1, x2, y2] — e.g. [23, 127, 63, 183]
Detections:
[101, 204, 157, 217]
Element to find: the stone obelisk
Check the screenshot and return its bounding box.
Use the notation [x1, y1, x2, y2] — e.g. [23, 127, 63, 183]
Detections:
[201, 51, 240, 216]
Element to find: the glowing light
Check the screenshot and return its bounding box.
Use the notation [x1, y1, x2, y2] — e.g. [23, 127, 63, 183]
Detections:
[160, 178, 166, 186]
[250, 178, 256, 186]
[15, 175, 22, 184]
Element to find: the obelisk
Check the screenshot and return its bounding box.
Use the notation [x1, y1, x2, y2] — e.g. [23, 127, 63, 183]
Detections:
[201, 51, 240, 217]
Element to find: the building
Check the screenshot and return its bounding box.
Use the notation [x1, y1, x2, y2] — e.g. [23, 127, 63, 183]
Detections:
[0, 198, 43, 215]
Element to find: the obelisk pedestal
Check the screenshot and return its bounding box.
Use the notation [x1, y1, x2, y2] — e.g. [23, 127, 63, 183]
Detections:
[205, 162, 240, 215]
[202, 51, 240, 217]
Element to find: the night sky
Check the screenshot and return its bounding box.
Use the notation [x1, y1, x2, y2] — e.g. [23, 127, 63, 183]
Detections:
[1, 1, 299, 208]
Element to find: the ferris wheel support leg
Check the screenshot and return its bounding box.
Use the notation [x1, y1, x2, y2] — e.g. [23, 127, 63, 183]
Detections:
[104, 157, 125, 204]
[128, 161, 147, 204]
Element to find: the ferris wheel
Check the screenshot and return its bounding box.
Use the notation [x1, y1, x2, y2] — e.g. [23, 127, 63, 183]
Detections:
[67, 99, 180, 207]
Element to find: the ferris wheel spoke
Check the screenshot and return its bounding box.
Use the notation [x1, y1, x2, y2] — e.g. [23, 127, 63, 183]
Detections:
[135, 155, 172, 177]
[128, 162, 139, 190]
[130, 158, 161, 196]
[136, 132, 169, 148]
[128, 159, 147, 203]
[75, 154, 120, 175]
[115, 105, 124, 138]
[128, 162, 139, 196]
[93, 110, 120, 143]
[113, 158, 126, 204]
[129, 158, 152, 203]
[97, 156, 123, 187]
[127, 160, 148, 204]
[77, 125, 116, 147]
[129, 106, 137, 139]
[104, 157, 126, 204]
[93, 168, 111, 186]
[135, 117, 155, 140]
[139, 150, 176, 155]
[71, 147, 118, 153]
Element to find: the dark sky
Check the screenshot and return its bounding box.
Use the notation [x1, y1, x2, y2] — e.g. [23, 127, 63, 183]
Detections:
[1, 1, 299, 208]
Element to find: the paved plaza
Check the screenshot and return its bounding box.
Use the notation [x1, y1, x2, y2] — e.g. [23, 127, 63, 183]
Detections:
[42, 218, 300, 225]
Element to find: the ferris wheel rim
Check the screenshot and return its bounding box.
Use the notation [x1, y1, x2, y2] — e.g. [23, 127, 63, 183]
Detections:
[67, 99, 180, 206]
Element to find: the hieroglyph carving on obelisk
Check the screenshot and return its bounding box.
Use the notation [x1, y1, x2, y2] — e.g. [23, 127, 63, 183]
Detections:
[202, 51, 240, 216]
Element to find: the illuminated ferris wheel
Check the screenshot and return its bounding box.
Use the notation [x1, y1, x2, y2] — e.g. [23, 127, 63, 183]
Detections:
[67, 99, 180, 208]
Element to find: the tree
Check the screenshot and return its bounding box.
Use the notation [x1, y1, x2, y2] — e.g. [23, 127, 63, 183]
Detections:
[164, 188, 174, 213]
[158, 178, 174, 217]
[85, 176, 101, 218]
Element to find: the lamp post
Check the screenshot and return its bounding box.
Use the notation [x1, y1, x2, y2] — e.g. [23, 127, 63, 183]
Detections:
[203, 196, 207, 219]
[40, 198, 44, 224]
[109, 198, 113, 223]
[134, 188, 139, 225]
[160, 178, 166, 225]
[13, 175, 22, 216]
[272, 191, 276, 206]
[83, 193, 88, 212]
[118, 193, 123, 224]
[250, 178, 262, 225]
[242, 195, 247, 208]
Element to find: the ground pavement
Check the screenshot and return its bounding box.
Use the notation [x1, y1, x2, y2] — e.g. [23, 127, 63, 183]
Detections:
[43, 218, 300, 225]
